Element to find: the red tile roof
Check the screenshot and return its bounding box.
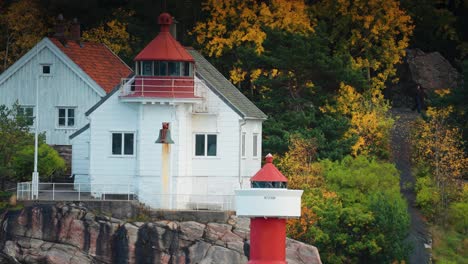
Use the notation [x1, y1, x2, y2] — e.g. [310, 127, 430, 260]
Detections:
[50, 38, 132, 93]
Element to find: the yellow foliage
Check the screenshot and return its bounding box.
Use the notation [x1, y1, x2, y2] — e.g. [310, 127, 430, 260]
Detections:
[82, 10, 134, 58]
[434, 88, 451, 97]
[324, 83, 394, 158]
[412, 106, 467, 210]
[193, 0, 314, 58]
[0, 0, 47, 71]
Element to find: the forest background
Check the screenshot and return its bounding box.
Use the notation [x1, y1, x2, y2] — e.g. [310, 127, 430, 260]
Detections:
[0, 0, 467, 263]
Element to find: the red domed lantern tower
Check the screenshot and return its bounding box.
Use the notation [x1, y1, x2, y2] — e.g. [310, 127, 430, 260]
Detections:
[121, 13, 197, 100]
[236, 154, 303, 264]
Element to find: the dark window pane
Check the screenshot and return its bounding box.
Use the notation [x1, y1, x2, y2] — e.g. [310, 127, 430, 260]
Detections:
[59, 109, 65, 118]
[68, 117, 74, 126]
[168, 62, 180, 76]
[153, 61, 160, 76]
[58, 117, 65, 126]
[124, 133, 134, 155]
[195, 134, 205, 156]
[25, 108, 33, 116]
[160, 62, 167, 75]
[183, 62, 191, 76]
[207, 135, 217, 156]
[42, 65, 50, 74]
[253, 134, 258, 157]
[68, 108, 74, 118]
[112, 133, 122, 155]
[143, 61, 152, 76]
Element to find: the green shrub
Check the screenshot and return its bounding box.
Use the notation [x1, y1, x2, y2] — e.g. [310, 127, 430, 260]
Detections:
[12, 143, 66, 181]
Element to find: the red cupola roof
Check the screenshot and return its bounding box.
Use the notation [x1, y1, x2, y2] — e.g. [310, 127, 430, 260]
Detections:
[250, 154, 288, 182]
[134, 13, 194, 62]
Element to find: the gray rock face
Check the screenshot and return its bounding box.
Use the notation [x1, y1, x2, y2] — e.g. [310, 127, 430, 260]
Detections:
[0, 204, 322, 264]
[406, 49, 460, 91]
[387, 48, 460, 108]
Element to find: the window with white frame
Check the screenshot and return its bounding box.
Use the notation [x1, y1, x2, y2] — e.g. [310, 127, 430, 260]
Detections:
[18, 106, 34, 126]
[111, 132, 135, 156]
[253, 133, 259, 158]
[241, 132, 246, 157]
[195, 134, 217, 156]
[57, 107, 75, 128]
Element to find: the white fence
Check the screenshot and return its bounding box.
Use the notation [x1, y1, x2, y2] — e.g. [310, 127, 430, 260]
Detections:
[16, 182, 235, 211]
[17, 182, 135, 201]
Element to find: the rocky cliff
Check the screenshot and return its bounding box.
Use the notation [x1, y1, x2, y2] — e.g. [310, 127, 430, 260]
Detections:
[0, 203, 321, 264]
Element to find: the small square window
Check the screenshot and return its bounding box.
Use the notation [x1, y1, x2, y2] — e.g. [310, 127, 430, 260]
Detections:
[42, 65, 51, 74]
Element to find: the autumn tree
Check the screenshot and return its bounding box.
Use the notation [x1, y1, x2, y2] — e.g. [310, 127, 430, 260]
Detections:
[412, 106, 467, 221]
[82, 9, 135, 61]
[311, 0, 413, 89]
[0, 0, 47, 72]
[323, 83, 394, 159]
[193, 0, 314, 89]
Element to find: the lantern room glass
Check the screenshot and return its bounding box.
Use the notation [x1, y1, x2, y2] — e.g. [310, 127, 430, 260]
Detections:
[138, 61, 193, 77]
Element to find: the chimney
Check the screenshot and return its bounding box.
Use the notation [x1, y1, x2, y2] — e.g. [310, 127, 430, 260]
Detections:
[53, 14, 66, 44]
[70, 18, 81, 43]
[169, 17, 178, 40]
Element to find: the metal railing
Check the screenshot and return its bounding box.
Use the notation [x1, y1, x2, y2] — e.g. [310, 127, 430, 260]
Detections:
[138, 192, 235, 211]
[119, 77, 201, 98]
[16, 182, 235, 211]
[17, 182, 136, 201]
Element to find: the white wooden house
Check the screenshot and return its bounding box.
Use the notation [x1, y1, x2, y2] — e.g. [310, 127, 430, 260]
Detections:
[69, 13, 267, 209]
[0, 22, 132, 146]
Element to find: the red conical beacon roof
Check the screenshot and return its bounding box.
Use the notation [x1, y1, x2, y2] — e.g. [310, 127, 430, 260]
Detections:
[250, 154, 288, 183]
[134, 13, 194, 62]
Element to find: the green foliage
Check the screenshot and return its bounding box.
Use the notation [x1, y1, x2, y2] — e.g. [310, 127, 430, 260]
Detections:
[0, 103, 34, 188]
[431, 225, 468, 264]
[286, 155, 410, 263]
[448, 202, 468, 234]
[12, 144, 65, 182]
[0, 103, 64, 186]
[415, 174, 439, 219]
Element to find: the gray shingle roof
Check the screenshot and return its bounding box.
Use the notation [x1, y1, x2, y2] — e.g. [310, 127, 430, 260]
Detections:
[187, 49, 267, 120]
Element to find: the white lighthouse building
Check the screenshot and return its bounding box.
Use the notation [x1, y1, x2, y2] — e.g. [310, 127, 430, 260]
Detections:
[69, 13, 267, 209]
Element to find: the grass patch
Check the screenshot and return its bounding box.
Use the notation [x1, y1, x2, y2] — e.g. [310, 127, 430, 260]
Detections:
[431, 225, 468, 264]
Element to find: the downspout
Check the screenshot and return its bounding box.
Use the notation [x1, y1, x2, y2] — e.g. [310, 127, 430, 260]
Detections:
[238, 118, 247, 188]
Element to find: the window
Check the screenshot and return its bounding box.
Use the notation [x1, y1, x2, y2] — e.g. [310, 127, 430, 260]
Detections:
[253, 133, 259, 158]
[112, 132, 135, 156]
[42, 64, 51, 75]
[168, 62, 180, 76]
[183, 62, 192, 76]
[57, 107, 75, 128]
[241, 132, 246, 157]
[142, 61, 153, 76]
[19, 106, 34, 126]
[195, 134, 217, 156]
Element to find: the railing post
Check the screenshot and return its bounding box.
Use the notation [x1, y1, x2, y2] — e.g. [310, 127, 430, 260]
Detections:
[127, 184, 130, 201]
[78, 183, 81, 201]
[172, 78, 175, 98]
[52, 183, 55, 201]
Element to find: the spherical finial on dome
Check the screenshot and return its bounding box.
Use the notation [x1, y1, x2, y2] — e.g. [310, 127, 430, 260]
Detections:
[265, 153, 273, 163]
[158, 13, 173, 25]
